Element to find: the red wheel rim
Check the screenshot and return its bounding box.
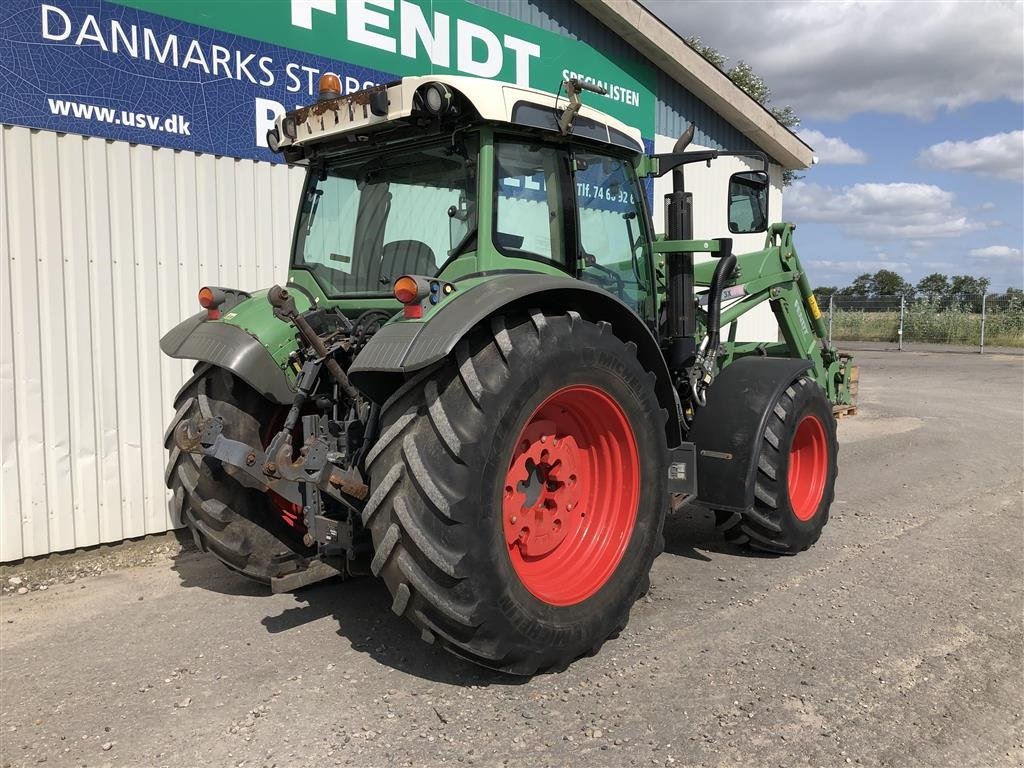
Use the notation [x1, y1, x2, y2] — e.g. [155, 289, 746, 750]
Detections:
[787, 414, 828, 522]
[502, 385, 640, 606]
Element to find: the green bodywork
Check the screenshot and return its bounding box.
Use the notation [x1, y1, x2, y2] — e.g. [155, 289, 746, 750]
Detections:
[198, 124, 851, 408]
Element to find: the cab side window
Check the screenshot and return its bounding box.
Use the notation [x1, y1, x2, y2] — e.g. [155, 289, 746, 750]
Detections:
[573, 152, 652, 317]
[494, 141, 569, 266]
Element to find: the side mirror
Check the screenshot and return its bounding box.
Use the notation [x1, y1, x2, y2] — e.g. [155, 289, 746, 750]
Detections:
[727, 171, 769, 234]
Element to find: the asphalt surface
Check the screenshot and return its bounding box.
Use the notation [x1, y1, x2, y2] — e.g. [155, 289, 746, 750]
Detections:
[2, 350, 1022, 768]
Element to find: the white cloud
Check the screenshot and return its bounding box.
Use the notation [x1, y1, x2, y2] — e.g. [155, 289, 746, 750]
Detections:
[796, 129, 869, 164]
[786, 180, 985, 240]
[644, 0, 1024, 120]
[808, 259, 909, 273]
[918, 131, 1024, 182]
[968, 245, 1023, 260]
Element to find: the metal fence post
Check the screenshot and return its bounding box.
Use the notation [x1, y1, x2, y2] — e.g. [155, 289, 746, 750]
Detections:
[980, 294, 987, 354]
[828, 295, 834, 345]
[898, 294, 905, 351]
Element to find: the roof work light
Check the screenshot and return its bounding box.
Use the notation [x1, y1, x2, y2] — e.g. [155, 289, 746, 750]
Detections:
[417, 82, 456, 117]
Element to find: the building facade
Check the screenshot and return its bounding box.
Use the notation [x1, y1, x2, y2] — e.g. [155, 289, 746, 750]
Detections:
[0, 0, 812, 560]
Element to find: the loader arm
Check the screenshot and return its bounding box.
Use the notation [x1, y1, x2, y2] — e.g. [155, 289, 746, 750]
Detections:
[655, 223, 854, 405]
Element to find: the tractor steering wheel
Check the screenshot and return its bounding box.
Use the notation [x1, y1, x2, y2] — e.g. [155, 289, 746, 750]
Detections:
[581, 253, 626, 298]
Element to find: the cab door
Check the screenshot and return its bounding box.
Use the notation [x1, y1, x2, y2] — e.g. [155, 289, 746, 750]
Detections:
[571, 150, 657, 325]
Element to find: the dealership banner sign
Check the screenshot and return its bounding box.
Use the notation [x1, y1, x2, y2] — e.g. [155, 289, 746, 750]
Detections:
[0, 0, 655, 163]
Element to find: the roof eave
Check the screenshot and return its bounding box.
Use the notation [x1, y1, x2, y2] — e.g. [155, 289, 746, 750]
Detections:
[575, 0, 815, 169]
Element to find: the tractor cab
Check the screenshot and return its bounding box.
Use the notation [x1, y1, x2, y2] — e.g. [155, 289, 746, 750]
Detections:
[269, 75, 657, 324]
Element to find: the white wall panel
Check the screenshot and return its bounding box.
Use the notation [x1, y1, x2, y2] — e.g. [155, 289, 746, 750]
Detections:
[58, 134, 101, 550]
[33, 130, 76, 554]
[0, 125, 303, 560]
[6, 125, 50, 559]
[0, 126, 25, 562]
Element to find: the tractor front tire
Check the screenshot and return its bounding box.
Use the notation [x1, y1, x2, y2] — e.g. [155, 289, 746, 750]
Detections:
[362, 312, 668, 675]
[716, 376, 838, 554]
[165, 367, 313, 583]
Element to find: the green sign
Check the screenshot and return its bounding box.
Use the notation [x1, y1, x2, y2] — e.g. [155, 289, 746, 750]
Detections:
[114, 0, 656, 136]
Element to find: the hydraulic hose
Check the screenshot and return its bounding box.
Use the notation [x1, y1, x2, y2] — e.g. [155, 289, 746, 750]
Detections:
[705, 253, 737, 352]
[687, 251, 736, 409]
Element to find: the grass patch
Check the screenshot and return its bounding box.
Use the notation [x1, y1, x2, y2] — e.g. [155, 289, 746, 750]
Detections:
[830, 305, 1024, 347]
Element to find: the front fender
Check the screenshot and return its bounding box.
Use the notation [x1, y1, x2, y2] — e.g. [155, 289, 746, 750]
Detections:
[349, 274, 683, 447]
[687, 356, 812, 512]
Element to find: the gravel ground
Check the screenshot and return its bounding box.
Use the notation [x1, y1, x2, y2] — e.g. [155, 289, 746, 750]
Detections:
[2, 350, 1022, 768]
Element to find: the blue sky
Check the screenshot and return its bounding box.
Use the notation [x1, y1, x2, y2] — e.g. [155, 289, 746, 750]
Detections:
[643, 0, 1024, 292]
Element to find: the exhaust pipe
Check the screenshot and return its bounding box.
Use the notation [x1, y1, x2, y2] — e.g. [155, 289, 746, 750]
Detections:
[665, 124, 697, 370]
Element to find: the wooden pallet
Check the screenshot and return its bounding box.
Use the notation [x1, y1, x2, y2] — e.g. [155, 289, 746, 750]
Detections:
[833, 364, 859, 418]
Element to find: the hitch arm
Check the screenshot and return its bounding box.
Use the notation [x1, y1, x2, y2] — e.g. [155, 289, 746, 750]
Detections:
[267, 285, 362, 402]
[172, 416, 303, 505]
[173, 414, 368, 503]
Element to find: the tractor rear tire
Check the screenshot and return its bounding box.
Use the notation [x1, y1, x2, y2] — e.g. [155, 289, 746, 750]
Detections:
[362, 312, 668, 675]
[715, 375, 837, 554]
[164, 366, 313, 583]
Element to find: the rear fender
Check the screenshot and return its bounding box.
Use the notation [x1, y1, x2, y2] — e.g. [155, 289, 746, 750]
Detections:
[687, 357, 812, 512]
[348, 274, 683, 447]
[160, 313, 295, 404]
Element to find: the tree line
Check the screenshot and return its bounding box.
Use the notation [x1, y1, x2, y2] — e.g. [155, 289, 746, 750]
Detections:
[814, 270, 1022, 306]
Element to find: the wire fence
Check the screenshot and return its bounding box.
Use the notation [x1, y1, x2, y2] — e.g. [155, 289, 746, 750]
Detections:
[823, 294, 1024, 351]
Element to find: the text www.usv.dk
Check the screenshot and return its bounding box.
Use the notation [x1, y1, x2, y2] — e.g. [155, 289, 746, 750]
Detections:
[47, 98, 191, 135]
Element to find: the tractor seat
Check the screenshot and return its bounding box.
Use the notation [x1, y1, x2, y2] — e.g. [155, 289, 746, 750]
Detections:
[378, 239, 437, 282]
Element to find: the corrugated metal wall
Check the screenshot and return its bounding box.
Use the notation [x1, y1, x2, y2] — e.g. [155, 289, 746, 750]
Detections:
[654, 71, 760, 154]
[0, 124, 304, 561]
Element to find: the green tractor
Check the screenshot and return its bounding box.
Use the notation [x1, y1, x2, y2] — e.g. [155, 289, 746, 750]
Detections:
[162, 74, 854, 675]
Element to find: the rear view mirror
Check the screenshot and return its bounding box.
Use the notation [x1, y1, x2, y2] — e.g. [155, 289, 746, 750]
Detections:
[728, 171, 769, 234]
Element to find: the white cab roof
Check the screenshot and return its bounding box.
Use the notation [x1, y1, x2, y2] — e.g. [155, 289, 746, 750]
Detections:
[272, 75, 644, 153]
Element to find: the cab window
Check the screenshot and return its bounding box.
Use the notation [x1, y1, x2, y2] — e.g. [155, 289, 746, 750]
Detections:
[493, 141, 570, 266]
[573, 151, 652, 318]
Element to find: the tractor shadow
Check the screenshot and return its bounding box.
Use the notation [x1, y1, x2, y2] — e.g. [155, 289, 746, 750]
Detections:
[169, 501, 772, 686]
[170, 548, 524, 687]
[170, 546, 272, 596]
[266, 577, 524, 687]
[662, 500, 778, 560]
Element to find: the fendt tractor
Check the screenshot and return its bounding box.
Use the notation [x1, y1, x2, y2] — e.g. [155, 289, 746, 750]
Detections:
[162, 74, 854, 675]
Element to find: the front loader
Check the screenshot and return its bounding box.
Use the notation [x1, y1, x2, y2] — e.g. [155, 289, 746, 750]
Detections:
[161, 75, 853, 675]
